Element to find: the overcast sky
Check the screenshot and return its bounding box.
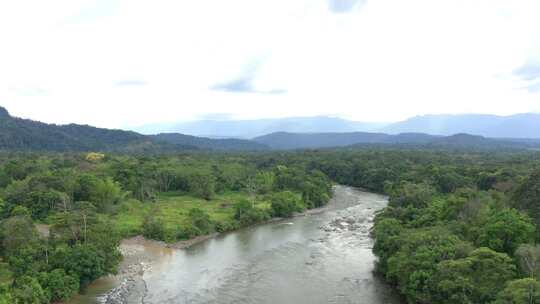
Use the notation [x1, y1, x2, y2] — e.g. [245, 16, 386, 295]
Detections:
[1, 0, 539, 128]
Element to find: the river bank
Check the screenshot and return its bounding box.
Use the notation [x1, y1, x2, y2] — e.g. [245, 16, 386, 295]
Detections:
[98, 199, 332, 303]
[78, 186, 401, 304]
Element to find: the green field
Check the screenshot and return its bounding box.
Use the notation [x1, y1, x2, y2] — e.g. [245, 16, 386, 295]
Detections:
[111, 191, 271, 238]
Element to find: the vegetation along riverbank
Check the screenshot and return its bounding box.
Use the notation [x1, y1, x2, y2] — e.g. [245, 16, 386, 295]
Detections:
[1, 149, 540, 303]
[0, 152, 332, 303]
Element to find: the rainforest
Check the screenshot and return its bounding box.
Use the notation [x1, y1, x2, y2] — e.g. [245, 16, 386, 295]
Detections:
[0, 149, 539, 303]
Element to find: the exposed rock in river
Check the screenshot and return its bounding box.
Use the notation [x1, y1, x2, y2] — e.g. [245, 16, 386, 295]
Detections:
[319, 204, 375, 235]
[98, 237, 155, 304]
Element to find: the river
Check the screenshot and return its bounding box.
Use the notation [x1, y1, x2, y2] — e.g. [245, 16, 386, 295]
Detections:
[71, 185, 402, 304]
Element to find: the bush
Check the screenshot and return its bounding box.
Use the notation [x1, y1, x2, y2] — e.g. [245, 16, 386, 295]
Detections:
[214, 220, 240, 233]
[271, 191, 303, 218]
[241, 210, 270, 227]
[57, 244, 107, 287]
[175, 224, 201, 240]
[0, 287, 12, 304]
[188, 208, 212, 234]
[301, 182, 330, 209]
[39, 269, 79, 302]
[142, 216, 166, 241]
[234, 199, 252, 220]
[188, 173, 215, 200]
[11, 276, 47, 304]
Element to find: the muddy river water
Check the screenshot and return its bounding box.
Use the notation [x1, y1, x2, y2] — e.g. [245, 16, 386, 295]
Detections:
[71, 185, 402, 304]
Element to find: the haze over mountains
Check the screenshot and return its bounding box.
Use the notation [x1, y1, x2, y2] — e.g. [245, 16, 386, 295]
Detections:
[134, 113, 540, 139]
[381, 114, 540, 138]
[1, 105, 540, 152]
[134, 117, 387, 138]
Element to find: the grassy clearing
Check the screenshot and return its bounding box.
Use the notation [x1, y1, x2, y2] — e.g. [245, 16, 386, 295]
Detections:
[111, 191, 271, 237]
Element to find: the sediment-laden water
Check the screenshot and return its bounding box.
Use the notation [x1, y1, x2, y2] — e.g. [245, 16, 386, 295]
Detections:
[72, 186, 402, 304]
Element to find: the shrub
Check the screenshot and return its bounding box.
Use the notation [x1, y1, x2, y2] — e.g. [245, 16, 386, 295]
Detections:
[214, 220, 240, 233]
[176, 224, 201, 240]
[142, 216, 166, 241]
[271, 191, 303, 218]
[188, 173, 215, 200]
[188, 208, 212, 234]
[11, 276, 47, 304]
[39, 269, 79, 302]
[242, 210, 270, 226]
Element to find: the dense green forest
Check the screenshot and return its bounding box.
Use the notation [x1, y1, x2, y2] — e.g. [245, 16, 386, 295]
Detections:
[271, 149, 540, 303]
[1, 148, 540, 303]
[0, 151, 332, 303]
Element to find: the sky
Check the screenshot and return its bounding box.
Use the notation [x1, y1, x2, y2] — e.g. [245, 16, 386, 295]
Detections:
[0, 0, 539, 129]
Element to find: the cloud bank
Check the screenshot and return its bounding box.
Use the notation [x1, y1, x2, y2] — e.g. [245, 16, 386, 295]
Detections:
[0, 0, 539, 128]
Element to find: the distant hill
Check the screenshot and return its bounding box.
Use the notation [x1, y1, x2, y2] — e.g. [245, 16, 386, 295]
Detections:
[135, 113, 540, 139]
[424, 133, 532, 150]
[253, 132, 392, 149]
[254, 132, 443, 149]
[134, 116, 388, 138]
[3, 104, 540, 152]
[0, 106, 166, 152]
[150, 133, 268, 151]
[0, 106, 266, 152]
[254, 131, 540, 150]
[382, 113, 540, 138]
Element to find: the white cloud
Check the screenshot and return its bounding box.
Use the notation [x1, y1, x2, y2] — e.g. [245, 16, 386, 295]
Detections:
[0, 0, 539, 128]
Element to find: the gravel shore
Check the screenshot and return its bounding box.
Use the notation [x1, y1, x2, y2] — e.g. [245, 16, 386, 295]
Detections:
[98, 236, 154, 304]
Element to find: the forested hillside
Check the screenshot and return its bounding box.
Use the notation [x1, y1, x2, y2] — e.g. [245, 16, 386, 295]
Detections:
[3, 105, 539, 152]
[254, 131, 539, 150]
[0, 106, 162, 152]
[151, 133, 268, 151]
[0, 106, 266, 152]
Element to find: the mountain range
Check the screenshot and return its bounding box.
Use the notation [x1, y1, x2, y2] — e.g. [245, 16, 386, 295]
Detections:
[0, 106, 265, 152]
[133, 116, 387, 138]
[253, 132, 539, 150]
[1, 105, 540, 152]
[134, 113, 540, 139]
[381, 113, 540, 138]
